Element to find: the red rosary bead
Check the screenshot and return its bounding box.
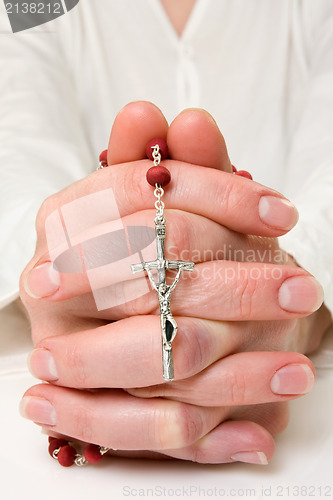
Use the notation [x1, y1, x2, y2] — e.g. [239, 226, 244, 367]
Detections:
[48, 439, 68, 457]
[99, 149, 108, 164]
[235, 170, 253, 180]
[84, 444, 104, 464]
[146, 165, 171, 187]
[232, 164, 237, 173]
[57, 445, 77, 467]
[145, 138, 168, 161]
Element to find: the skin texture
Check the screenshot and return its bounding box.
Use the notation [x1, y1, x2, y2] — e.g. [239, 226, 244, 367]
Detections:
[19, 102, 332, 465]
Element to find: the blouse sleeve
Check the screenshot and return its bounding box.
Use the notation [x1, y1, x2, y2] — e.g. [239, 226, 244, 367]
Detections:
[280, 0, 333, 314]
[0, 7, 92, 309]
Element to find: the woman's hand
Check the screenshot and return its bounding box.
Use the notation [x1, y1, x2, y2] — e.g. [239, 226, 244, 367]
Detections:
[19, 102, 330, 464]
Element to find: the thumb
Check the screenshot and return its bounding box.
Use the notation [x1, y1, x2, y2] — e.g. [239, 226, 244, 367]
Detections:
[167, 108, 233, 172]
[107, 101, 168, 165]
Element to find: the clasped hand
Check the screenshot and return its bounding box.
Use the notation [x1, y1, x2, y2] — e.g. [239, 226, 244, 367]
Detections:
[19, 102, 330, 465]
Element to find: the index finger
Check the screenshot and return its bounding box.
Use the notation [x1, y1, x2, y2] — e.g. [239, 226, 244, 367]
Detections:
[91, 159, 298, 237]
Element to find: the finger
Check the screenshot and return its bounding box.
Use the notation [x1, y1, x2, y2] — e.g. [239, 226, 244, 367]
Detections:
[34, 160, 299, 239]
[107, 101, 168, 165]
[28, 315, 315, 399]
[97, 261, 322, 321]
[127, 352, 315, 406]
[21, 208, 251, 303]
[28, 316, 235, 387]
[22, 252, 323, 323]
[43, 421, 273, 465]
[20, 384, 227, 451]
[170, 262, 324, 320]
[43, 402, 285, 464]
[168, 108, 233, 172]
[162, 420, 274, 465]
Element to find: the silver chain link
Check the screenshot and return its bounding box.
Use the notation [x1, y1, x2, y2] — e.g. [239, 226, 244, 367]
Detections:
[100, 446, 112, 454]
[74, 454, 88, 467]
[151, 144, 165, 220]
[97, 161, 106, 170]
[154, 185, 165, 219]
[152, 144, 161, 166]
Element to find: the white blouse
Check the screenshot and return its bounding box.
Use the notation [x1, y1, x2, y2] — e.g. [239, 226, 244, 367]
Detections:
[0, 0, 333, 315]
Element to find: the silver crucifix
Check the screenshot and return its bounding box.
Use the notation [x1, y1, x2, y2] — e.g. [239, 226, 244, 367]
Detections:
[131, 215, 194, 381]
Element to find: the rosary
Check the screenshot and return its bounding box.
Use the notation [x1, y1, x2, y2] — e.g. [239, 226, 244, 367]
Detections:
[48, 139, 252, 467]
[131, 139, 194, 381]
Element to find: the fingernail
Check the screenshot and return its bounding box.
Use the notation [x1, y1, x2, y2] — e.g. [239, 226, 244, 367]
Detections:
[28, 348, 58, 382]
[278, 276, 324, 313]
[231, 451, 268, 465]
[19, 396, 56, 426]
[259, 196, 298, 230]
[24, 262, 60, 299]
[271, 363, 315, 395]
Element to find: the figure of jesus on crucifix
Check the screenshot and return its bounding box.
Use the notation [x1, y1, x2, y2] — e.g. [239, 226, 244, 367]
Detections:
[131, 216, 195, 381]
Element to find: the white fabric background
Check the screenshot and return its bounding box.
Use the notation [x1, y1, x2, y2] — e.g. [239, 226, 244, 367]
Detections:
[0, 0, 333, 490]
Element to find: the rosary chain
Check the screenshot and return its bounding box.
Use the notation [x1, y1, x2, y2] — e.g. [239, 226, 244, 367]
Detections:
[154, 185, 165, 217]
[152, 144, 165, 219]
[74, 454, 88, 467]
[152, 145, 161, 166]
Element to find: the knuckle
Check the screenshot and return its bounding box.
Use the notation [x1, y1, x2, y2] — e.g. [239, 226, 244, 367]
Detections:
[70, 404, 94, 443]
[168, 212, 192, 261]
[177, 320, 211, 379]
[174, 404, 204, 448]
[235, 272, 258, 318]
[217, 175, 237, 214]
[190, 433, 223, 464]
[121, 285, 158, 316]
[157, 402, 204, 449]
[35, 194, 58, 233]
[64, 344, 87, 388]
[222, 368, 247, 405]
[122, 163, 148, 212]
